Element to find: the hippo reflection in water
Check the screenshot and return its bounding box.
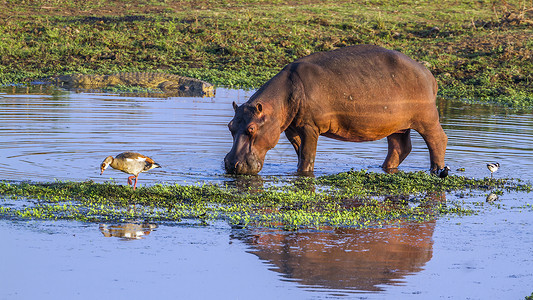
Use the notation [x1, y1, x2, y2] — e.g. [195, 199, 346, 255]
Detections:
[225, 45, 447, 175]
[240, 221, 435, 291]
[234, 192, 444, 291]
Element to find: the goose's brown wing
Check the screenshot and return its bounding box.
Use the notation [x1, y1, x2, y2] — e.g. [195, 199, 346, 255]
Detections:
[116, 152, 144, 160]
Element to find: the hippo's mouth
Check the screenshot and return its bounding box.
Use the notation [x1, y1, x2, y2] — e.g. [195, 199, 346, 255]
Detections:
[224, 152, 264, 175]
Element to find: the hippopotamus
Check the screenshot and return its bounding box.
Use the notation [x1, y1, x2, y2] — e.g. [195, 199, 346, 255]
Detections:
[224, 45, 447, 175]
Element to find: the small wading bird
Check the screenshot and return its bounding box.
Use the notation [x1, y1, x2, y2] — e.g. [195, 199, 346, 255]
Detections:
[486, 162, 500, 179]
[100, 152, 161, 190]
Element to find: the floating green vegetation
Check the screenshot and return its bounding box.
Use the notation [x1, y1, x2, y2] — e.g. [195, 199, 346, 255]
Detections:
[0, 171, 530, 230]
[317, 170, 532, 196]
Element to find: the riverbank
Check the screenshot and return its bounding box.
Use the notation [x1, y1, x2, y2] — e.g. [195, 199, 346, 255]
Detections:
[1, 0, 532, 107]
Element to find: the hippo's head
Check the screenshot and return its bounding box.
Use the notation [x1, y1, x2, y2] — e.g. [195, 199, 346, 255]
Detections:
[224, 101, 281, 175]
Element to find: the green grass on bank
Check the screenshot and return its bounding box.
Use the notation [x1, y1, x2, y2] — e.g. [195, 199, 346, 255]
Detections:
[0, 0, 531, 108]
[0, 170, 530, 229]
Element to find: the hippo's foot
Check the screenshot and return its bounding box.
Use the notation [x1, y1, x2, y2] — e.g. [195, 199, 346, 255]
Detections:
[433, 166, 450, 178]
[294, 170, 315, 177]
[382, 167, 399, 175]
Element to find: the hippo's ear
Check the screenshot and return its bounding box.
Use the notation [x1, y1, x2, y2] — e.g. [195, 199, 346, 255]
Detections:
[256, 103, 263, 114]
[232, 101, 238, 112]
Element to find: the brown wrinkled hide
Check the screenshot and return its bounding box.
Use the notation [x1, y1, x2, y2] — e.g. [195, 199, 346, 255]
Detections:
[225, 45, 447, 175]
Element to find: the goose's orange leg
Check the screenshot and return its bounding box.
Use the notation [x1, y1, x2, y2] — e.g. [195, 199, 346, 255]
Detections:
[132, 175, 139, 190]
[127, 175, 135, 186]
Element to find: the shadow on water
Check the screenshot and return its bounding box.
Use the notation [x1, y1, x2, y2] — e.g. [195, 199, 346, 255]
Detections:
[223, 174, 266, 192]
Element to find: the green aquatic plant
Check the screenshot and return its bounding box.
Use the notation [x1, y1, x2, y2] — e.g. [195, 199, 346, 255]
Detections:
[0, 171, 530, 229]
[318, 170, 532, 196]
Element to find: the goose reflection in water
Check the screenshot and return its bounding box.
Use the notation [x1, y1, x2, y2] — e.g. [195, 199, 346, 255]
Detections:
[235, 192, 444, 292]
[99, 223, 158, 240]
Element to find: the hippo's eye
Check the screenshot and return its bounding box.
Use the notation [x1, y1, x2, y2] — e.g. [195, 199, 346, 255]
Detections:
[228, 121, 235, 133]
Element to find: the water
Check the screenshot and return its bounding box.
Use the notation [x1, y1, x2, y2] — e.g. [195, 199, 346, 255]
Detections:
[0, 86, 532, 299]
[0, 87, 531, 184]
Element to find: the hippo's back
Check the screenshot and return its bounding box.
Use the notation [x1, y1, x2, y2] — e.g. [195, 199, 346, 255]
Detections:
[291, 45, 437, 105]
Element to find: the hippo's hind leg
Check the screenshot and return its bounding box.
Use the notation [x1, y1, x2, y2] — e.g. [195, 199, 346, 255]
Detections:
[415, 123, 448, 173]
[383, 129, 412, 172]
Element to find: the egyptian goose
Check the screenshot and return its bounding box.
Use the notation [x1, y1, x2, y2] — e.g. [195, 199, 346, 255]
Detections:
[486, 162, 500, 178]
[100, 152, 161, 190]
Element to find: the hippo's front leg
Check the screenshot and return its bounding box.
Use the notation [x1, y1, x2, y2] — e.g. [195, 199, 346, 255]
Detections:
[295, 126, 319, 174]
[284, 127, 301, 154]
